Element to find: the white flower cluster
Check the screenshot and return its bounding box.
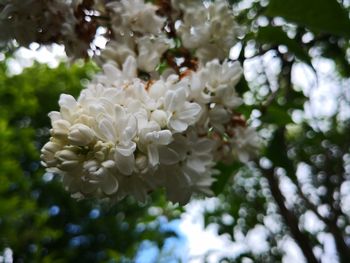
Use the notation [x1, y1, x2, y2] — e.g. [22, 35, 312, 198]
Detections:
[97, 0, 173, 72]
[176, 0, 238, 64]
[38, 0, 260, 204]
[0, 0, 95, 59]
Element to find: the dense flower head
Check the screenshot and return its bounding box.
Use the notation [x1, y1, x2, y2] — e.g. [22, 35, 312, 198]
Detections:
[33, 0, 261, 204]
[97, 0, 173, 73]
[0, 0, 96, 58]
[176, 0, 238, 63]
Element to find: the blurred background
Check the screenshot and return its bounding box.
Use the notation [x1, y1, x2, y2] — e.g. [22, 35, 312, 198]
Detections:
[1, 0, 350, 262]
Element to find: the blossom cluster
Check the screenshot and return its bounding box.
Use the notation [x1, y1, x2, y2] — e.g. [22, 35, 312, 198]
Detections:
[97, 0, 174, 73]
[0, 0, 96, 59]
[176, 0, 238, 64]
[37, 0, 260, 204]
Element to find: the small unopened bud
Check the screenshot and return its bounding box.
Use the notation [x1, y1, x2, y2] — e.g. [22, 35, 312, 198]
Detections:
[51, 120, 71, 139]
[102, 160, 115, 169]
[41, 141, 62, 167]
[56, 149, 80, 171]
[151, 110, 168, 128]
[56, 149, 78, 161]
[68, 123, 95, 146]
[135, 154, 148, 171]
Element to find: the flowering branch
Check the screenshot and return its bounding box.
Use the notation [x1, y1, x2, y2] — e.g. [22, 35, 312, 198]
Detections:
[0, 0, 260, 205]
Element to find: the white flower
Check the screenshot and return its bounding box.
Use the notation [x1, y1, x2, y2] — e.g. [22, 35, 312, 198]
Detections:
[115, 170, 156, 203]
[177, 0, 238, 63]
[58, 94, 79, 123]
[107, 0, 165, 35]
[50, 119, 71, 139]
[94, 106, 137, 175]
[98, 38, 136, 68]
[137, 35, 173, 72]
[0, 0, 94, 59]
[99, 56, 138, 85]
[155, 164, 192, 205]
[82, 159, 119, 195]
[39, 5, 260, 204]
[56, 148, 81, 171]
[68, 123, 95, 146]
[229, 126, 261, 163]
[99, 0, 172, 73]
[150, 110, 168, 128]
[208, 104, 231, 134]
[189, 60, 243, 108]
[154, 130, 217, 204]
[137, 115, 173, 167]
[41, 140, 63, 167]
[164, 87, 202, 132]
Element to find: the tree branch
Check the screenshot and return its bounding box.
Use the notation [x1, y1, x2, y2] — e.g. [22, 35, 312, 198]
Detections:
[262, 168, 319, 263]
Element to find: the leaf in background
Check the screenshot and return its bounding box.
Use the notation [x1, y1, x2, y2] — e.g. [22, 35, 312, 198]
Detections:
[265, 128, 296, 180]
[256, 26, 313, 69]
[212, 162, 242, 195]
[235, 77, 249, 96]
[260, 104, 293, 126]
[321, 42, 350, 78]
[284, 88, 307, 110]
[266, 0, 350, 38]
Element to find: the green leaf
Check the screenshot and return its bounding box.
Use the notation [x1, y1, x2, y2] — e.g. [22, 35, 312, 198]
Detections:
[265, 128, 296, 180]
[212, 162, 242, 195]
[285, 88, 307, 110]
[256, 26, 313, 68]
[235, 76, 250, 96]
[260, 105, 293, 126]
[266, 0, 350, 38]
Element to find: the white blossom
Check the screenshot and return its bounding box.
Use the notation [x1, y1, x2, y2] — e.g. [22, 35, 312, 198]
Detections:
[177, 0, 238, 63]
[37, 0, 261, 205]
[100, 0, 172, 73]
[107, 0, 166, 35]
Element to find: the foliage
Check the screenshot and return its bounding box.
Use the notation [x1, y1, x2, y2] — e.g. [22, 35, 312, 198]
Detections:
[203, 0, 350, 262]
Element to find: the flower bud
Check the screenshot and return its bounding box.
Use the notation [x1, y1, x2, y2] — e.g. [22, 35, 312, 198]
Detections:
[56, 149, 78, 162]
[51, 120, 71, 139]
[151, 110, 168, 128]
[102, 160, 115, 169]
[135, 154, 148, 171]
[41, 141, 62, 167]
[68, 123, 95, 146]
[56, 149, 80, 171]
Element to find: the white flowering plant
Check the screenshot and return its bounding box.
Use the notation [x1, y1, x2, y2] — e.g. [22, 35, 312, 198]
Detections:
[1, 0, 260, 205]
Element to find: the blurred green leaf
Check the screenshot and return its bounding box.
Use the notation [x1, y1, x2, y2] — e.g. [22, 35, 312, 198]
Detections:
[266, 0, 350, 38]
[265, 128, 295, 180]
[261, 105, 293, 126]
[235, 75, 250, 96]
[256, 26, 313, 68]
[212, 162, 242, 195]
[321, 42, 350, 78]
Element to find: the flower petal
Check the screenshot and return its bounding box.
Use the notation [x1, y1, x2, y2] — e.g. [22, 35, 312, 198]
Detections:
[169, 119, 188, 132]
[177, 101, 201, 121]
[159, 146, 179, 165]
[164, 88, 186, 112]
[98, 118, 116, 142]
[101, 174, 119, 195]
[59, 94, 77, 109]
[116, 141, 136, 157]
[147, 144, 159, 167]
[115, 151, 135, 175]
